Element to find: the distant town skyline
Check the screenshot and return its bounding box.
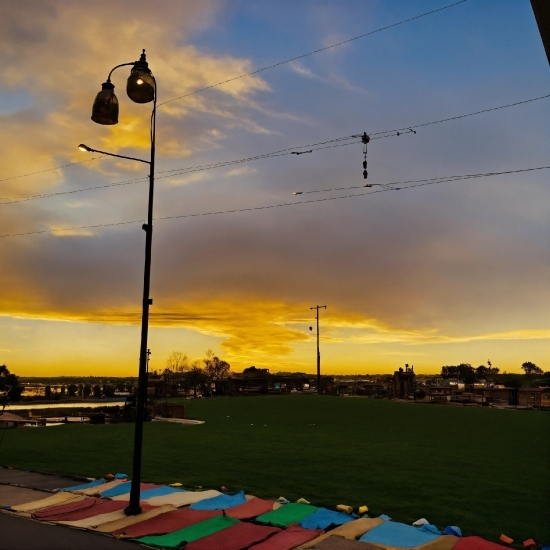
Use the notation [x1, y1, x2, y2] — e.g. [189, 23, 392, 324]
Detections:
[0, 0, 548, 376]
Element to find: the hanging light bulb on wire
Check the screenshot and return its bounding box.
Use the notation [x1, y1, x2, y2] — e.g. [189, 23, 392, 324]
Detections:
[362, 132, 370, 182]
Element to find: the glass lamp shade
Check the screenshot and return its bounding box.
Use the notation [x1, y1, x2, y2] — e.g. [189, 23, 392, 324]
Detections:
[91, 81, 119, 125]
[127, 66, 155, 104]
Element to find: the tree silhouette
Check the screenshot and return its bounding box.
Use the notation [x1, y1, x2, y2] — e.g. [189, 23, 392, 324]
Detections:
[185, 362, 208, 398]
[0, 365, 23, 402]
[476, 363, 499, 382]
[440, 364, 476, 384]
[203, 350, 231, 383]
[521, 362, 543, 375]
[166, 351, 189, 374]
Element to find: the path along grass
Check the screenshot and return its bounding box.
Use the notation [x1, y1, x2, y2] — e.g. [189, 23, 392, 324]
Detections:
[1, 396, 548, 545]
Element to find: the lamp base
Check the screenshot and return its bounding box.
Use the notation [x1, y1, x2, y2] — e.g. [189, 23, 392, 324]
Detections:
[124, 504, 142, 516]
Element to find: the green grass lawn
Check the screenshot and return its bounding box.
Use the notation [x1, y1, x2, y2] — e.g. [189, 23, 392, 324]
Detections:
[2, 396, 548, 546]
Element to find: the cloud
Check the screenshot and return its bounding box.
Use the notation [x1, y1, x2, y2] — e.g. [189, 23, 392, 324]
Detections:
[224, 167, 258, 177]
[1, 300, 311, 360]
[289, 61, 368, 96]
[343, 326, 550, 346]
[290, 62, 316, 79]
[64, 201, 94, 209]
[0, 0, 269, 198]
[380, 351, 431, 356]
[0, 1, 548, 375]
[166, 172, 212, 187]
[427, 329, 550, 345]
[2, 292, 547, 369]
[49, 228, 95, 237]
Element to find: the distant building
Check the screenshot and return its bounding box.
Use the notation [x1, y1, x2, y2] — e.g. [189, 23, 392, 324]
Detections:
[147, 378, 178, 398]
[426, 386, 453, 403]
[21, 384, 48, 397]
[220, 367, 321, 396]
[392, 364, 416, 399]
[336, 380, 389, 397]
[472, 386, 518, 406]
[518, 387, 550, 408]
[0, 412, 27, 428]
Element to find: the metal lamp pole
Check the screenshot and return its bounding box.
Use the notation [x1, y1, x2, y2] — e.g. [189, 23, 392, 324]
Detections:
[80, 50, 157, 515]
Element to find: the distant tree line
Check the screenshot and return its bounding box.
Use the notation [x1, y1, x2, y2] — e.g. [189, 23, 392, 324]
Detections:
[153, 349, 231, 397]
[42, 383, 121, 400]
[21, 375, 136, 387]
[440, 361, 548, 388]
[2, 356, 546, 405]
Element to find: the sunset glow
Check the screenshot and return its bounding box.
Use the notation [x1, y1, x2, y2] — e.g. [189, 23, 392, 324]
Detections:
[1, 1, 548, 376]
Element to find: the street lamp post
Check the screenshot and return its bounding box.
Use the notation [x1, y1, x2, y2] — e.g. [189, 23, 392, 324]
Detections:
[80, 49, 156, 516]
[310, 305, 326, 393]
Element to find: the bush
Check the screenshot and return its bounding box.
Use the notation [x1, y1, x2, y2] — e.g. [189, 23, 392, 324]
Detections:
[102, 385, 115, 398]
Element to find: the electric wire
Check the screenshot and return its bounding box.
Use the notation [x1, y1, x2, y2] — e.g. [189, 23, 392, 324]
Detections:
[0, 138, 364, 204]
[152, 136, 387, 180]
[1, 165, 546, 239]
[0, 133, 410, 204]
[157, 0, 467, 107]
[293, 166, 550, 195]
[369, 94, 550, 138]
[0, 156, 106, 183]
[0, 0, 471, 185]
[0, 131, 376, 194]
[0, 176, 150, 205]
[3, 93, 549, 191]
[2, 93, 549, 204]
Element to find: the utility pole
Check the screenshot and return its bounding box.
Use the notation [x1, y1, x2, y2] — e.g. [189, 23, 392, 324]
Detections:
[310, 305, 326, 394]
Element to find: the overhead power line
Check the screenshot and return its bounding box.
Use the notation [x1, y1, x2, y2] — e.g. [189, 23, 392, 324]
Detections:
[292, 166, 550, 195]
[0, 136, 367, 204]
[369, 94, 550, 138]
[157, 0, 468, 107]
[2, 93, 550, 205]
[0, 156, 106, 184]
[0, 176, 150, 205]
[1, 93, 548, 190]
[1, 165, 546, 239]
[0, 0, 469, 185]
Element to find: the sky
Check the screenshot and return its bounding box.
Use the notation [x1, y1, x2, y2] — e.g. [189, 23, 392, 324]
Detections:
[0, 0, 548, 377]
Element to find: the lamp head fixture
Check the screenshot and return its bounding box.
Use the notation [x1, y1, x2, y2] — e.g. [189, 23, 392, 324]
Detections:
[127, 49, 155, 104]
[91, 50, 155, 124]
[78, 144, 92, 152]
[91, 81, 119, 125]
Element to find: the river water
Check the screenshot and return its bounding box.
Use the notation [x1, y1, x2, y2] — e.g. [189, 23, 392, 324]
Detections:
[6, 400, 126, 411]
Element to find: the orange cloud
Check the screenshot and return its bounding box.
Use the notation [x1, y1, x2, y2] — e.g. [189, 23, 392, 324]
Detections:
[1, 1, 548, 376]
[0, 0, 269, 200]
